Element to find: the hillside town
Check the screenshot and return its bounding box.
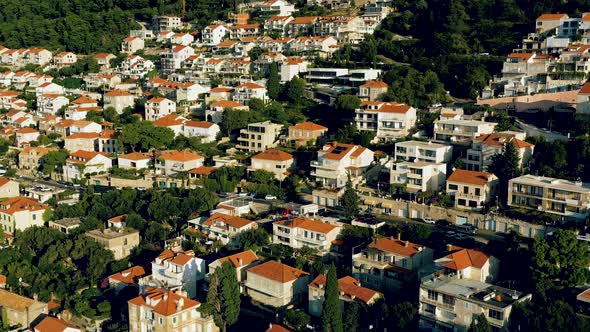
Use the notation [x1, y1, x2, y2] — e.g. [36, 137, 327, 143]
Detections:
[1, 0, 590, 332]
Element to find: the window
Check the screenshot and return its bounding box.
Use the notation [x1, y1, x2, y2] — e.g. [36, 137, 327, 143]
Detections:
[442, 294, 455, 306]
[475, 188, 481, 196]
[424, 303, 436, 314]
[489, 309, 503, 321]
[427, 290, 438, 301]
[463, 186, 469, 194]
[448, 184, 458, 190]
[458, 199, 466, 206]
[173, 317, 177, 324]
[32, 214, 36, 220]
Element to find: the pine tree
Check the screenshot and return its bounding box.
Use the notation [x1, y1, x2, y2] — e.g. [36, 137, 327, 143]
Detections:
[322, 264, 343, 332]
[341, 177, 359, 219]
[469, 313, 491, 332]
[206, 262, 241, 332]
[267, 62, 280, 100]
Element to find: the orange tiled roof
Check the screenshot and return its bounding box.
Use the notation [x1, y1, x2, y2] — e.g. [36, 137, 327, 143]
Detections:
[0, 196, 48, 215]
[158, 150, 203, 162]
[153, 114, 184, 127]
[274, 217, 338, 234]
[109, 266, 147, 284]
[216, 249, 259, 268]
[368, 237, 425, 257]
[119, 152, 151, 161]
[360, 80, 388, 88]
[507, 53, 534, 61]
[211, 100, 243, 108]
[537, 13, 567, 21]
[16, 127, 38, 134]
[290, 121, 327, 131]
[204, 212, 255, 229]
[267, 324, 292, 332]
[290, 16, 317, 24]
[104, 89, 132, 97]
[237, 82, 265, 89]
[247, 260, 308, 283]
[65, 132, 100, 140]
[20, 146, 50, 157]
[252, 149, 293, 161]
[448, 169, 494, 186]
[440, 246, 490, 271]
[34, 316, 77, 332]
[210, 87, 234, 93]
[184, 121, 215, 129]
[309, 275, 380, 303]
[128, 287, 199, 316]
[188, 166, 217, 175]
[580, 82, 590, 94]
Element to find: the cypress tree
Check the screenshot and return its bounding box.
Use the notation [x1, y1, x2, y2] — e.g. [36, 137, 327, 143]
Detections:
[341, 177, 359, 219]
[322, 264, 343, 332]
[267, 62, 280, 100]
[206, 261, 241, 332]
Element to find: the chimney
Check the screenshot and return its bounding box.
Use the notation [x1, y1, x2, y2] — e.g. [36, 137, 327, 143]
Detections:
[33, 294, 38, 301]
[404, 241, 409, 248]
[177, 298, 184, 312]
[397, 233, 401, 241]
[237, 257, 243, 266]
[163, 292, 169, 302]
[446, 244, 453, 252]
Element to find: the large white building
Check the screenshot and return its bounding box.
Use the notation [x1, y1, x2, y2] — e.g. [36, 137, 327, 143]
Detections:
[355, 101, 417, 141]
[145, 97, 177, 121]
[465, 132, 534, 171]
[434, 119, 497, 142]
[389, 161, 447, 193]
[508, 174, 590, 220]
[273, 217, 341, 252]
[0, 196, 48, 235]
[394, 140, 453, 164]
[311, 143, 374, 188]
[141, 249, 206, 299]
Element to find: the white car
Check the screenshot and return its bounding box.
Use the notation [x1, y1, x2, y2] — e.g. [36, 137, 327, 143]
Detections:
[422, 217, 436, 224]
[265, 195, 277, 200]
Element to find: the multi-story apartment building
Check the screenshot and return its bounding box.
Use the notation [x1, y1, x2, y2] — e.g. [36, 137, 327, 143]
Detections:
[0, 289, 47, 328]
[250, 149, 295, 181]
[245, 260, 309, 307]
[128, 288, 217, 332]
[358, 80, 388, 101]
[0, 196, 48, 235]
[311, 143, 374, 188]
[352, 236, 433, 292]
[202, 24, 229, 45]
[435, 245, 500, 284]
[18, 146, 51, 174]
[389, 161, 447, 192]
[85, 227, 140, 260]
[232, 82, 268, 104]
[272, 216, 341, 252]
[419, 275, 531, 332]
[121, 36, 144, 54]
[355, 101, 417, 141]
[464, 132, 534, 171]
[145, 97, 177, 121]
[394, 140, 453, 164]
[259, 0, 296, 16]
[508, 174, 590, 219]
[141, 249, 206, 299]
[433, 119, 497, 143]
[160, 45, 195, 75]
[199, 213, 258, 245]
[237, 121, 283, 153]
[152, 15, 183, 32]
[63, 150, 112, 181]
[208, 250, 260, 284]
[155, 150, 204, 176]
[446, 169, 499, 211]
[308, 275, 381, 317]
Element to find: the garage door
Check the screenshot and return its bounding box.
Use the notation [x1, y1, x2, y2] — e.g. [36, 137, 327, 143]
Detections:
[456, 216, 468, 225]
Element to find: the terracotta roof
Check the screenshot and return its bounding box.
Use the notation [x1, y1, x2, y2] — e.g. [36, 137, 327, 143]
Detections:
[104, 89, 132, 97]
[20, 146, 50, 157]
[0, 177, 12, 188]
[580, 82, 590, 94]
[309, 275, 380, 303]
[230, 23, 260, 30]
[99, 129, 117, 139]
[290, 121, 327, 131]
[68, 150, 108, 162]
[0, 274, 6, 284]
[475, 133, 533, 149]
[361, 101, 412, 114]
[188, 166, 217, 175]
[128, 288, 199, 316]
[274, 217, 338, 234]
[578, 288, 590, 301]
[0, 196, 48, 215]
[267, 324, 292, 332]
[448, 169, 494, 186]
[368, 237, 425, 257]
[147, 97, 170, 103]
[47, 300, 60, 311]
[154, 114, 185, 127]
[290, 16, 317, 24]
[216, 250, 259, 268]
[360, 80, 388, 88]
[267, 15, 292, 22]
[247, 260, 308, 283]
[507, 53, 534, 61]
[16, 127, 38, 134]
[108, 214, 128, 224]
[210, 87, 234, 93]
[321, 143, 366, 161]
[204, 212, 255, 229]
[109, 266, 147, 284]
[159, 150, 203, 162]
[95, 53, 114, 58]
[34, 316, 77, 332]
[537, 13, 567, 20]
[440, 246, 490, 271]
[237, 82, 265, 89]
[184, 121, 215, 129]
[211, 100, 243, 108]
[252, 149, 293, 161]
[119, 152, 151, 161]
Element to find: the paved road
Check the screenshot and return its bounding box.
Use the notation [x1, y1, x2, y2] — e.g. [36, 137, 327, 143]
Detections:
[516, 119, 568, 141]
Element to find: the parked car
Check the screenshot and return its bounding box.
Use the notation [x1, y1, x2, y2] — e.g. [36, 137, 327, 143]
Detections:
[436, 220, 452, 227]
[456, 224, 477, 234]
[265, 195, 277, 200]
[421, 217, 436, 224]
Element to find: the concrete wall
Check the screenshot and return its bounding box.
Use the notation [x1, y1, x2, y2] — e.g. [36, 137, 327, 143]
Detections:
[477, 90, 578, 112]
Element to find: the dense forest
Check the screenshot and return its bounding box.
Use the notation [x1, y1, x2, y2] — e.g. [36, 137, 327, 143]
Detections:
[0, 0, 241, 53]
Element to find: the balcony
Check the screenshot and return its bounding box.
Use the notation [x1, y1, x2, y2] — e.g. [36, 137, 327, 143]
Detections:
[419, 296, 455, 311]
[311, 169, 339, 179]
[311, 160, 338, 170]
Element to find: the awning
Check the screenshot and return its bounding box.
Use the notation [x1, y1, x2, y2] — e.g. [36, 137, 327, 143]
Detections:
[381, 202, 394, 209]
